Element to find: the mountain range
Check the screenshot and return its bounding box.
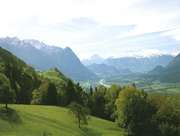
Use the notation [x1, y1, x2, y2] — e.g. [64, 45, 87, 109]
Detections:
[0, 37, 97, 81]
[84, 54, 174, 78]
[82, 54, 105, 65]
[0, 37, 178, 82]
[104, 55, 174, 73]
[88, 63, 131, 78]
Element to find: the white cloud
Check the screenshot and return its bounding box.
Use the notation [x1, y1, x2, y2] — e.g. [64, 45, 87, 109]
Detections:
[0, 0, 180, 59]
[162, 27, 180, 41]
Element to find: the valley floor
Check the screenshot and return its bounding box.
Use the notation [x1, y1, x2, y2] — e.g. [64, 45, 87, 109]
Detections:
[0, 104, 124, 136]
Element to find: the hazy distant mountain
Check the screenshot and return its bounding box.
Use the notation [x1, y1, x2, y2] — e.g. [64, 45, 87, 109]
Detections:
[162, 54, 180, 82]
[153, 53, 180, 82]
[148, 65, 165, 75]
[0, 37, 97, 81]
[83, 54, 173, 74]
[87, 63, 131, 78]
[82, 54, 105, 65]
[104, 55, 174, 73]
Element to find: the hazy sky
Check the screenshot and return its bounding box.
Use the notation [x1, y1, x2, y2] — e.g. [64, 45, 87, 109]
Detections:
[0, 0, 180, 59]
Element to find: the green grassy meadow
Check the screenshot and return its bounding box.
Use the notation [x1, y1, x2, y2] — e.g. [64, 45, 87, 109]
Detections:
[0, 105, 124, 136]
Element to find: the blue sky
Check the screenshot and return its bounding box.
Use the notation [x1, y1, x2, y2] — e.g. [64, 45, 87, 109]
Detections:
[0, 0, 180, 59]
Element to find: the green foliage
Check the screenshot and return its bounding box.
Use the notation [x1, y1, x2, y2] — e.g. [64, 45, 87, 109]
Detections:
[63, 80, 77, 105]
[150, 95, 180, 136]
[115, 86, 157, 136]
[38, 69, 85, 106]
[32, 80, 57, 105]
[87, 84, 121, 121]
[38, 68, 69, 106]
[0, 73, 15, 109]
[0, 47, 40, 104]
[68, 102, 89, 128]
[33, 69, 87, 107]
[115, 86, 180, 136]
[89, 85, 107, 119]
[105, 84, 121, 121]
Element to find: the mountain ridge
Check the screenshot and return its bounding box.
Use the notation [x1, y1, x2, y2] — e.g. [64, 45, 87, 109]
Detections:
[84, 54, 174, 77]
[147, 53, 180, 83]
[102, 55, 173, 73]
[0, 37, 97, 81]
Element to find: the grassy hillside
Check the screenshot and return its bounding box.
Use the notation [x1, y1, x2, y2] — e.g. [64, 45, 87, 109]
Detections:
[38, 68, 68, 88]
[38, 68, 68, 81]
[0, 105, 124, 136]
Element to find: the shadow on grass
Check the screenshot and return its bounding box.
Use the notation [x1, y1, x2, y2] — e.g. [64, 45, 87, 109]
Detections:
[81, 127, 102, 136]
[0, 107, 22, 124]
[42, 131, 52, 136]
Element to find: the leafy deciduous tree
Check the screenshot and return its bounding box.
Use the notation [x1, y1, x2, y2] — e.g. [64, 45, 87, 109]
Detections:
[68, 102, 89, 128]
[115, 86, 157, 136]
[0, 73, 15, 110]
